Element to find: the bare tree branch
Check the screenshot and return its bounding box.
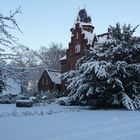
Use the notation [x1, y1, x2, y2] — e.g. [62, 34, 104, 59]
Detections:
[0, 7, 22, 49]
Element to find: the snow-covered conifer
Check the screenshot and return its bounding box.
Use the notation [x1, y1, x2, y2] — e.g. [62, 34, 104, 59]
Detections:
[65, 23, 140, 110]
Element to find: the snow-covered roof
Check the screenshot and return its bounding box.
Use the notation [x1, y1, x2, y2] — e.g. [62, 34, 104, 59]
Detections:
[72, 21, 93, 31]
[72, 8, 93, 30]
[46, 69, 61, 84]
[80, 22, 93, 27]
[97, 34, 109, 43]
[59, 55, 67, 61]
[49, 71, 61, 84]
[82, 30, 95, 45]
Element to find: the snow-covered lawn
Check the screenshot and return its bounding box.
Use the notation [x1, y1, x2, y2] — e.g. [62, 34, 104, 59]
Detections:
[0, 103, 140, 140]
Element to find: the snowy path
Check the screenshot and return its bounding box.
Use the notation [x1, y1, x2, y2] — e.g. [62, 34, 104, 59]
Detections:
[0, 104, 140, 140]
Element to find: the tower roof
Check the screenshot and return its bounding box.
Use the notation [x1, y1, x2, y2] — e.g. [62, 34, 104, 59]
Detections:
[77, 9, 91, 23]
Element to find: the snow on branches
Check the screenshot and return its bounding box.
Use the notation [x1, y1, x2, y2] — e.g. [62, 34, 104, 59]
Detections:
[65, 23, 140, 110]
[0, 7, 22, 93]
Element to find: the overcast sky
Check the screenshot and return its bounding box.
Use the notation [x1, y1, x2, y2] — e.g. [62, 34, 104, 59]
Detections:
[1, 0, 140, 50]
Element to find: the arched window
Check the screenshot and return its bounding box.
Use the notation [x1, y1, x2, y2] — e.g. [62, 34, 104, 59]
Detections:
[76, 32, 78, 39]
[42, 78, 45, 85]
[75, 44, 81, 53]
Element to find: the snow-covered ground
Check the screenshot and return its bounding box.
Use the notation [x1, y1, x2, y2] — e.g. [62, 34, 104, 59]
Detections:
[0, 103, 140, 140]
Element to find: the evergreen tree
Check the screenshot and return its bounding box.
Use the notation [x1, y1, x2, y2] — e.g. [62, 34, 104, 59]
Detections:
[0, 70, 4, 93]
[64, 23, 140, 110]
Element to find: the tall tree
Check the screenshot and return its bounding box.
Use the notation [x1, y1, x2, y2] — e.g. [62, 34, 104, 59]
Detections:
[9, 45, 41, 94]
[64, 23, 140, 110]
[0, 7, 22, 93]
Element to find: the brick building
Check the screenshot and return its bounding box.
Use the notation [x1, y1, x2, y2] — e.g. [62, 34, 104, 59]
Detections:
[60, 9, 95, 73]
[38, 69, 61, 94]
[38, 9, 109, 94]
[60, 9, 109, 93]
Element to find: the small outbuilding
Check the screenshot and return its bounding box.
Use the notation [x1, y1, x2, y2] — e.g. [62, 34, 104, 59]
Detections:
[38, 69, 61, 94]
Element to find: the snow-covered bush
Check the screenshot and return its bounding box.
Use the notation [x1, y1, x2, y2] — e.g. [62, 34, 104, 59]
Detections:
[64, 23, 140, 110]
[54, 97, 69, 105]
[0, 94, 18, 104]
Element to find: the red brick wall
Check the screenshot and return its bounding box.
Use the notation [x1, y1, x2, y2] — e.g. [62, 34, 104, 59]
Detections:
[60, 22, 94, 93]
[66, 23, 91, 71]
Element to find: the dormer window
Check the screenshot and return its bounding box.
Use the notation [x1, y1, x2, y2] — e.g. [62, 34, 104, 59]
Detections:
[75, 44, 81, 53]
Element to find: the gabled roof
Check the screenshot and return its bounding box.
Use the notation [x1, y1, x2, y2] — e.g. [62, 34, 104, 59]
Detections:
[97, 33, 110, 43]
[45, 69, 61, 84]
[91, 33, 110, 46]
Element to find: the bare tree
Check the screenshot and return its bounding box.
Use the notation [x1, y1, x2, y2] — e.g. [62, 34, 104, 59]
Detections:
[10, 45, 39, 67]
[0, 7, 22, 93]
[35, 43, 66, 70]
[0, 7, 21, 49]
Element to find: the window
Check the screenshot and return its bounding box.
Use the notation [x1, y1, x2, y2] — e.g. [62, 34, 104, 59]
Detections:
[76, 32, 78, 39]
[75, 44, 81, 53]
[42, 78, 48, 85]
[42, 79, 45, 85]
[46, 79, 48, 85]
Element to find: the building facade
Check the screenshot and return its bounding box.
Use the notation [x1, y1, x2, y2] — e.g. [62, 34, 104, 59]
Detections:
[38, 69, 61, 94]
[60, 9, 109, 93]
[38, 9, 109, 94]
[60, 9, 95, 73]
